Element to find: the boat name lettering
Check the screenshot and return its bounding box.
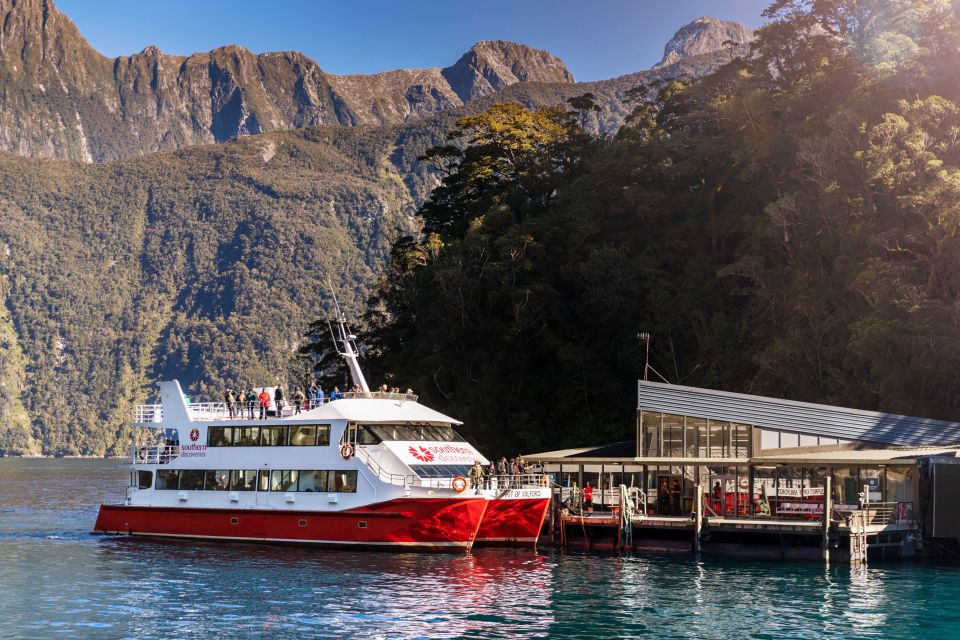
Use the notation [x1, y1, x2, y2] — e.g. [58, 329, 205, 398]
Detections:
[179, 443, 207, 458]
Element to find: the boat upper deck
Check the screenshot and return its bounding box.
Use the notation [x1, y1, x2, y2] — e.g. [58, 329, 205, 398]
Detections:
[134, 391, 420, 424]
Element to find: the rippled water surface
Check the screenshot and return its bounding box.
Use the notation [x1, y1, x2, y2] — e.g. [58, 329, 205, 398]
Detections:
[2, 459, 960, 639]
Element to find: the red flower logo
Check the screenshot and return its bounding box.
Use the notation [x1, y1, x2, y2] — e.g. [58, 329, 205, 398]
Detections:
[189, 428, 200, 442]
[408, 446, 434, 462]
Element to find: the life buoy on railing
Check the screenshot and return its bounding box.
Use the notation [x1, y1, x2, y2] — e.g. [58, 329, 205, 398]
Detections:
[340, 443, 354, 459]
[452, 476, 467, 493]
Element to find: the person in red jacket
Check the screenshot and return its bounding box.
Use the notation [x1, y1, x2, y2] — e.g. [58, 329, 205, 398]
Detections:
[257, 389, 271, 420]
[583, 482, 594, 513]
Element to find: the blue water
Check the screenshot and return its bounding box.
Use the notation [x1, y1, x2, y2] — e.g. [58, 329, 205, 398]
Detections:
[1, 459, 959, 639]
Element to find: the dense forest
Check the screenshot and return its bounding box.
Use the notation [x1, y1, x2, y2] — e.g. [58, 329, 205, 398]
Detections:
[349, 0, 960, 457]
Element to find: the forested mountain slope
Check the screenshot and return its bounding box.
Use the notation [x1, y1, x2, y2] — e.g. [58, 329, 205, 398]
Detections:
[358, 0, 960, 457]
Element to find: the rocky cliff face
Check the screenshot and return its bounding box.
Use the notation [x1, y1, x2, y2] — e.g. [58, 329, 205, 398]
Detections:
[0, 0, 576, 162]
[656, 16, 754, 68]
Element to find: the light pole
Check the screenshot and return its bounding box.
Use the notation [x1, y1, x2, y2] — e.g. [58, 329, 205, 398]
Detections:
[638, 332, 651, 382]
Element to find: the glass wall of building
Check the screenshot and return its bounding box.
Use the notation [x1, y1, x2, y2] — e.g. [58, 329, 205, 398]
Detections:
[639, 411, 751, 459]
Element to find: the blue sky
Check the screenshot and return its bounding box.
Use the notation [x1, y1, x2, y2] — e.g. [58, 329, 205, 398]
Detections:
[56, 0, 772, 81]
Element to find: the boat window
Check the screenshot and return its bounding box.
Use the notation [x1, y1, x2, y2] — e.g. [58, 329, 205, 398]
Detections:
[317, 425, 330, 446]
[333, 470, 358, 493]
[156, 470, 178, 490]
[231, 470, 257, 491]
[205, 470, 231, 491]
[235, 426, 260, 446]
[208, 426, 233, 447]
[271, 470, 299, 492]
[357, 424, 462, 443]
[289, 425, 316, 446]
[298, 470, 329, 492]
[179, 470, 204, 490]
[258, 470, 270, 492]
[261, 426, 288, 446]
[137, 470, 153, 489]
[410, 464, 470, 478]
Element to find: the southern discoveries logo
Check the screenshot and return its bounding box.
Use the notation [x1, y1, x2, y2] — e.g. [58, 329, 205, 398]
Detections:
[181, 428, 206, 458]
[405, 443, 473, 464]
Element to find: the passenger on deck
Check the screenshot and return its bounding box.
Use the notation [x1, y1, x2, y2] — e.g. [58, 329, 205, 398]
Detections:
[468, 460, 484, 493]
[293, 389, 306, 414]
[274, 386, 285, 417]
[257, 389, 271, 419]
[314, 386, 325, 406]
[487, 461, 497, 489]
[224, 388, 235, 419]
[330, 387, 343, 401]
[246, 389, 257, 419]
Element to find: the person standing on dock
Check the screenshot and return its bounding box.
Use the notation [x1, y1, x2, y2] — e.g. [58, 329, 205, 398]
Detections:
[659, 480, 670, 515]
[583, 482, 594, 514]
[670, 480, 681, 516]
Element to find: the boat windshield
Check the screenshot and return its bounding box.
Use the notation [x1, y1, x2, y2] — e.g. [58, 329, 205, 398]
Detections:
[357, 423, 462, 444]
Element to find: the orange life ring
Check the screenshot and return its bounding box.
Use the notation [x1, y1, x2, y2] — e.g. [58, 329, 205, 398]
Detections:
[340, 443, 354, 459]
[452, 476, 467, 493]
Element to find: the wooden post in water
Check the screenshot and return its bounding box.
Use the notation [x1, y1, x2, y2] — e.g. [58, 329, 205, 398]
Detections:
[822, 476, 832, 564]
[694, 483, 703, 558]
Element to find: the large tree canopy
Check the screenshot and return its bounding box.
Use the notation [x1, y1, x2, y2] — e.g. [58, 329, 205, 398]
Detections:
[302, 0, 960, 457]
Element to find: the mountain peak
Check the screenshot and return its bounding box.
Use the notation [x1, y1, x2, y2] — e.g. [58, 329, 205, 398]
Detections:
[442, 40, 574, 102]
[657, 16, 754, 68]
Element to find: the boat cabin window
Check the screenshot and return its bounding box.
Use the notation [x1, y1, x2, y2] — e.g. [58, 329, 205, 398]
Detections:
[179, 470, 204, 490]
[271, 470, 299, 492]
[235, 426, 260, 446]
[153, 469, 357, 493]
[208, 424, 331, 447]
[232, 470, 257, 491]
[136, 470, 153, 489]
[156, 470, 178, 490]
[205, 470, 231, 491]
[357, 424, 462, 444]
[410, 464, 471, 478]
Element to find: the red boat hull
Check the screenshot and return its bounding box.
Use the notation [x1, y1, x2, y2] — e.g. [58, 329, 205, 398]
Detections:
[475, 497, 550, 546]
[93, 497, 488, 552]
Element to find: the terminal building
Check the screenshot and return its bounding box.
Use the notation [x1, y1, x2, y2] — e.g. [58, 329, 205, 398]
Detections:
[529, 381, 960, 559]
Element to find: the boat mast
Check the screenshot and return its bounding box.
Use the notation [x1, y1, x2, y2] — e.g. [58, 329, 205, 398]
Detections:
[328, 288, 370, 394]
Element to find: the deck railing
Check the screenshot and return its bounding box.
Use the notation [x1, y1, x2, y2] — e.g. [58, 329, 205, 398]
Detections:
[134, 391, 419, 423]
[131, 445, 180, 465]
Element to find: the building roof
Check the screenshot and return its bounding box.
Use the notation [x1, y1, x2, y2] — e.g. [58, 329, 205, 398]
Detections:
[639, 381, 960, 447]
[756, 446, 960, 465]
[299, 398, 461, 425]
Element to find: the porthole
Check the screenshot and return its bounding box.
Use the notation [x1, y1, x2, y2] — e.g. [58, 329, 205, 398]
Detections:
[230, 517, 239, 525]
[298, 519, 307, 527]
[358, 521, 367, 529]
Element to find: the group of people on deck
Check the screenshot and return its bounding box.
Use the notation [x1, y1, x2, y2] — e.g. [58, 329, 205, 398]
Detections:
[220, 380, 416, 420]
[466, 456, 532, 492]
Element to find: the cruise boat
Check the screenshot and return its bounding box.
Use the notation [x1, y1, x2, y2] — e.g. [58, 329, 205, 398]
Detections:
[93, 311, 551, 551]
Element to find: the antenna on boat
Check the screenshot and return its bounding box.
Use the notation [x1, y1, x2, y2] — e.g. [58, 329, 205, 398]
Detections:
[327, 284, 370, 394]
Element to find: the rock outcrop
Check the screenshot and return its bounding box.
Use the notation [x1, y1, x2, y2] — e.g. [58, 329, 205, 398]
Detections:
[656, 16, 754, 68]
